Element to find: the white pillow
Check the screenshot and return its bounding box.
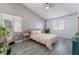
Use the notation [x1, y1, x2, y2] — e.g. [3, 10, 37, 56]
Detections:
[31, 30, 36, 34]
[36, 30, 41, 33]
[31, 30, 41, 34]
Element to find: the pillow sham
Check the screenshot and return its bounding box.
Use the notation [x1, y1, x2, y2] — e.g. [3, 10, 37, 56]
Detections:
[31, 30, 41, 34]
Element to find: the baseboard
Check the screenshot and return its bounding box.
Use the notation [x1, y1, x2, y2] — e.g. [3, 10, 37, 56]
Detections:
[15, 40, 23, 43]
[57, 36, 72, 40]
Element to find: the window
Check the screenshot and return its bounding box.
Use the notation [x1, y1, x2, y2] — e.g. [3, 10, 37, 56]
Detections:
[53, 20, 64, 30]
[14, 16, 22, 32]
[53, 21, 57, 30]
[2, 13, 22, 32]
[58, 20, 64, 30]
[2, 13, 13, 33]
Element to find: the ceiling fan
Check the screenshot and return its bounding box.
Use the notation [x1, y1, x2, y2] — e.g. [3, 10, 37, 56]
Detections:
[45, 3, 52, 9]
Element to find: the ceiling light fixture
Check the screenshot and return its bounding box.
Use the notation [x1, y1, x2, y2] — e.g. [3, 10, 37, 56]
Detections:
[45, 3, 51, 9]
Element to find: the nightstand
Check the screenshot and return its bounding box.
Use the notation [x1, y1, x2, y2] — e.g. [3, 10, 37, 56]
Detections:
[72, 37, 79, 55]
[22, 32, 31, 42]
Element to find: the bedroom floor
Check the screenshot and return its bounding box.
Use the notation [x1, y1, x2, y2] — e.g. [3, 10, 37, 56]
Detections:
[11, 38, 72, 55]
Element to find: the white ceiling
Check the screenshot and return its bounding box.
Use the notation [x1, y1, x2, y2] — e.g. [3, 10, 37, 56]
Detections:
[23, 3, 79, 20]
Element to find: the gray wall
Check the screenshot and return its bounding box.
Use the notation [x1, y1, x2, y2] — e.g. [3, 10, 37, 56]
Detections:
[0, 3, 45, 31]
[47, 14, 78, 39]
[0, 3, 45, 40]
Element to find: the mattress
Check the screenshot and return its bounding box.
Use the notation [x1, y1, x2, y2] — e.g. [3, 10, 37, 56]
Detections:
[30, 33, 57, 50]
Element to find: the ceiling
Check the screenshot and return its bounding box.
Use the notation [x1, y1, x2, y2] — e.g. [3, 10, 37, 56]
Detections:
[23, 3, 79, 20]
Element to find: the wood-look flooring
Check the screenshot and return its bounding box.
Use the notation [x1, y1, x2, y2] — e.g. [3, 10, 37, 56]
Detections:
[11, 38, 72, 55]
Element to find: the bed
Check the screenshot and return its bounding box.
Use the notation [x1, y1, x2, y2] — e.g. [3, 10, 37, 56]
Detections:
[30, 30, 57, 50]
